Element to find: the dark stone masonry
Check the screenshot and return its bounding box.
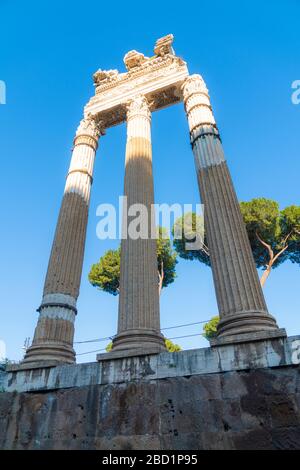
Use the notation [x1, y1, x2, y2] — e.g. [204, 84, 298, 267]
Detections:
[1, 338, 300, 450]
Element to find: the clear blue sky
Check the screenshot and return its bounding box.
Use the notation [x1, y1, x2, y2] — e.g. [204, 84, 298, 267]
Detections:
[0, 0, 299, 362]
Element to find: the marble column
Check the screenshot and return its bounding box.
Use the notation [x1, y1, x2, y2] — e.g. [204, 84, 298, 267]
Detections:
[24, 116, 104, 364]
[112, 95, 166, 353]
[182, 75, 284, 343]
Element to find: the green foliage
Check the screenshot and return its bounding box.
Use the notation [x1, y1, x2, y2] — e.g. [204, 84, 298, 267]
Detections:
[88, 248, 121, 296]
[172, 212, 210, 266]
[280, 205, 300, 235]
[240, 198, 300, 270]
[89, 227, 178, 296]
[203, 316, 220, 340]
[173, 200, 300, 286]
[281, 205, 300, 264]
[240, 198, 284, 269]
[156, 227, 178, 289]
[105, 338, 181, 353]
[164, 338, 182, 352]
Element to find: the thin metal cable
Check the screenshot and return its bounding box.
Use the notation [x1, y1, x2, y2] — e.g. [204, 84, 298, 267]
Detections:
[74, 320, 210, 345]
[76, 333, 206, 356]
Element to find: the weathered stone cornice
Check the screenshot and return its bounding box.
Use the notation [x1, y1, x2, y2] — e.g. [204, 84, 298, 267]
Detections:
[85, 35, 189, 129]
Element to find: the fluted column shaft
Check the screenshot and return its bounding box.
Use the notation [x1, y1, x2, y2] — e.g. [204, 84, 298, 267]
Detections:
[24, 116, 104, 364]
[112, 95, 165, 352]
[182, 75, 281, 341]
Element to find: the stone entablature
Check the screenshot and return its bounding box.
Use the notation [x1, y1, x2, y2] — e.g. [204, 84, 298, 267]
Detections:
[85, 35, 189, 129]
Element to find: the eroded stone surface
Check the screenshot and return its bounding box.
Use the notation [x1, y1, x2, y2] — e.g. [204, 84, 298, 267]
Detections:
[1, 366, 300, 450]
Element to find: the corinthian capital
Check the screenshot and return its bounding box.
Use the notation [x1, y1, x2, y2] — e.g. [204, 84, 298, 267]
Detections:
[76, 114, 106, 140]
[126, 95, 151, 121]
[182, 74, 209, 101]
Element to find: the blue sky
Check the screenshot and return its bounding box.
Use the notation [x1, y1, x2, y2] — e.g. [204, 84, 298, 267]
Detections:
[0, 0, 299, 362]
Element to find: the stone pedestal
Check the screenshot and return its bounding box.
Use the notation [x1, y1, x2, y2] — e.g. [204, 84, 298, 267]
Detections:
[24, 116, 104, 365]
[111, 95, 166, 355]
[182, 75, 285, 344]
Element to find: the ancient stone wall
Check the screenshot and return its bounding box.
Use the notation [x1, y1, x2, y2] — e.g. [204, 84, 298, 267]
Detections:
[0, 367, 299, 450]
[1, 338, 300, 450]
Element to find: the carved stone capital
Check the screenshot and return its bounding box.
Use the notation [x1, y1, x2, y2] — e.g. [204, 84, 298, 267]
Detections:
[75, 115, 105, 140]
[182, 75, 217, 139]
[182, 74, 209, 102]
[126, 95, 151, 121]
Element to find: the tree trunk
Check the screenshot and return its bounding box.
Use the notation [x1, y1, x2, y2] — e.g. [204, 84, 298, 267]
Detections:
[260, 266, 272, 287]
[158, 261, 164, 296]
[256, 231, 290, 288]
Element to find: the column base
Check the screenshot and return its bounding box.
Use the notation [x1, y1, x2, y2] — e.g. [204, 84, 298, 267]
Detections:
[216, 310, 280, 337]
[111, 329, 166, 355]
[210, 328, 287, 346]
[23, 342, 75, 365]
[211, 309, 286, 346]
